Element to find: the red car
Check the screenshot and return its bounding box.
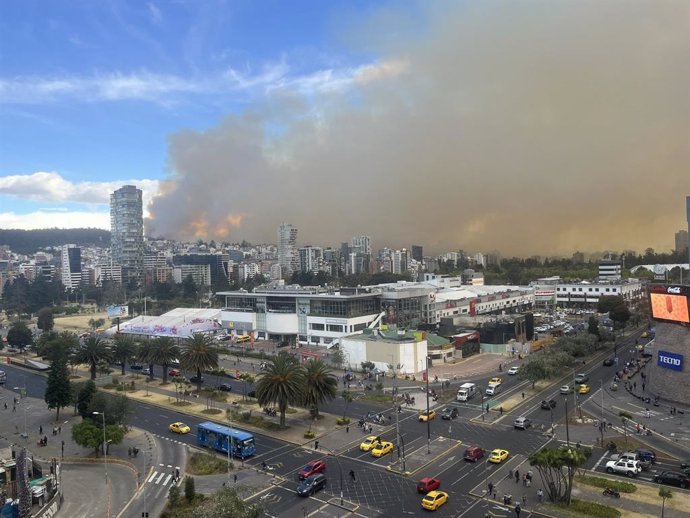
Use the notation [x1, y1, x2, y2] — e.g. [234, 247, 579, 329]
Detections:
[463, 446, 486, 462]
[417, 477, 441, 493]
[298, 460, 326, 480]
[168, 368, 181, 377]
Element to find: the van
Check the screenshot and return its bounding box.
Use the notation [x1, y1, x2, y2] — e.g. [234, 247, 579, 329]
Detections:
[485, 383, 501, 396]
[456, 383, 477, 402]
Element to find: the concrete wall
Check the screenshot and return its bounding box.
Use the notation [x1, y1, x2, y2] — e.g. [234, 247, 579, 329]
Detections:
[647, 322, 690, 405]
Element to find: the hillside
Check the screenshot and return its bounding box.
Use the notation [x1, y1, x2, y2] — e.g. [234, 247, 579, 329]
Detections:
[0, 228, 111, 254]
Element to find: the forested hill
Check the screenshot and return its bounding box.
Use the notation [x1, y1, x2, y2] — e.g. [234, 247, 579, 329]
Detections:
[0, 228, 110, 254]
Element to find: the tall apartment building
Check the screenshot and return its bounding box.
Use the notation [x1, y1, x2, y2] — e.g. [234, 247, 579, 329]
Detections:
[676, 230, 689, 256]
[411, 245, 423, 263]
[110, 185, 144, 285]
[351, 235, 371, 255]
[61, 244, 82, 290]
[299, 246, 323, 273]
[277, 223, 298, 279]
[598, 260, 622, 281]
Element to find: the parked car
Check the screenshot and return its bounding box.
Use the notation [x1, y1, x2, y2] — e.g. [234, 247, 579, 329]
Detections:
[633, 448, 656, 464]
[417, 477, 441, 493]
[463, 446, 485, 462]
[296, 473, 327, 496]
[130, 364, 144, 370]
[513, 417, 531, 430]
[653, 471, 690, 489]
[298, 460, 326, 480]
[541, 399, 556, 410]
[440, 407, 459, 420]
[168, 368, 181, 377]
[189, 375, 204, 384]
[605, 459, 642, 478]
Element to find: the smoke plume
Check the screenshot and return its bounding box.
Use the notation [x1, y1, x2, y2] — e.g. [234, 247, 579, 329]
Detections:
[146, 1, 690, 256]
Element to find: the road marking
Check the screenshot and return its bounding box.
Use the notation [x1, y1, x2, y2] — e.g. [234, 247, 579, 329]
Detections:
[148, 472, 157, 483]
[155, 472, 166, 484]
[162, 474, 172, 486]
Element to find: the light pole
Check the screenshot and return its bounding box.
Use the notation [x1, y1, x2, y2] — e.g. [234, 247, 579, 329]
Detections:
[93, 412, 107, 483]
[564, 398, 570, 448]
[425, 355, 431, 454]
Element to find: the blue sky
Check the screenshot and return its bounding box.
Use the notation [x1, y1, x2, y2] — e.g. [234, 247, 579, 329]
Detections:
[0, 0, 409, 229]
[1, 1, 687, 255]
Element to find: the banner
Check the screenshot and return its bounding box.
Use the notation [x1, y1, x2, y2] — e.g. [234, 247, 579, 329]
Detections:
[107, 305, 129, 318]
[657, 350, 683, 372]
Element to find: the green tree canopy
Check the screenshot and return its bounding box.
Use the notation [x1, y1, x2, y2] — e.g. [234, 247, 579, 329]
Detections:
[44, 352, 71, 421]
[529, 446, 590, 504]
[36, 307, 55, 332]
[112, 335, 138, 375]
[255, 351, 305, 428]
[181, 333, 218, 390]
[7, 321, 33, 352]
[77, 380, 97, 418]
[74, 336, 111, 380]
[303, 359, 337, 418]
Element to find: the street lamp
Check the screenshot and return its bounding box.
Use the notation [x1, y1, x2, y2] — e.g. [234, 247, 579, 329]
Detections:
[425, 355, 431, 454]
[563, 399, 570, 448]
[92, 412, 108, 483]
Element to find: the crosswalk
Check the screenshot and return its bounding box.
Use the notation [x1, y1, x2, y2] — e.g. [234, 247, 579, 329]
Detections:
[147, 464, 181, 486]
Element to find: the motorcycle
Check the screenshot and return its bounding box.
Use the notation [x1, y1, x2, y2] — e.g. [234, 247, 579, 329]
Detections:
[602, 488, 620, 498]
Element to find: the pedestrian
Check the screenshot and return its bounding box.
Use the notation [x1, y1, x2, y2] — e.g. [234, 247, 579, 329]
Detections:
[39, 425, 43, 435]
[349, 469, 356, 482]
[515, 469, 520, 483]
[58, 426, 62, 434]
[234, 474, 238, 484]
[522, 474, 527, 486]
[12, 405, 16, 412]
[522, 392, 525, 400]
[314, 440, 319, 450]
[515, 503, 521, 517]
[642, 383, 645, 392]
[500, 407, 503, 415]
[537, 488, 543, 503]
[128, 447, 132, 457]
[346, 424, 349, 433]
[488, 481, 494, 495]
[633, 381, 637, 390]
[486, 404, 489, 413]
[3, 403, 6, 410]
[526, 478, 531, 488]
[522, 494, 527, 507]
[636, 423, 641, 434]
[646, 409, 651, 418]
[176, 468, 180, 480]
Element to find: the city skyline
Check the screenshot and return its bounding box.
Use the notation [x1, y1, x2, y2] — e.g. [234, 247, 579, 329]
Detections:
[1, 1, 688, 256]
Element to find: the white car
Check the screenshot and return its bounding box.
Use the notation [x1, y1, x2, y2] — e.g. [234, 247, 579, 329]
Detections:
[605, 459, 642, 478]
[560, 385, 572, 395]
[507, 366, 519, 375]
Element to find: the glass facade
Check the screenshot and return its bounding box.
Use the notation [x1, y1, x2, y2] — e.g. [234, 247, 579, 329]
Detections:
[309, 297, 379, 318]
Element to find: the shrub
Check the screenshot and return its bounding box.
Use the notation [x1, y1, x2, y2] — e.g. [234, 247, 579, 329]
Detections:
[187, 453, 229, 475]
[184, 476, 195, 503]
[566, 498, 621, 518]
[304, 431, 315, 439]
[577, 475, 637, 493]
[336, 417, 351, 425]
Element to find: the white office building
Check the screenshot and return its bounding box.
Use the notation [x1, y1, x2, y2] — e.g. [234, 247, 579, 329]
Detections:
[277, 223, 298, 279]
[61, 244, 82, 290]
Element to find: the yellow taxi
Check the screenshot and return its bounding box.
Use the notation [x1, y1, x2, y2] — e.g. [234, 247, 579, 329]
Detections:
[371, 441, 394, 458]
[578, 384, 591, 394]
[421, 490, 449, 511]
[359, 435, 382, 452]
[418, 410, 437, 422]
[488, 449, 510, 464]
[169, 422, 191, 434]
[488, 377, 503, 386]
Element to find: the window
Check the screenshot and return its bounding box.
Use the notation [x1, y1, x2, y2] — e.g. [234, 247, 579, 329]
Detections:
[327, 324, 343, 332]
[353, 323, 367, 332]
[310, 323, 325, 331]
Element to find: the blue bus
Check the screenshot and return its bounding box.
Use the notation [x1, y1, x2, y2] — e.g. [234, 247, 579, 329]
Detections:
[196, 421, 256, 459]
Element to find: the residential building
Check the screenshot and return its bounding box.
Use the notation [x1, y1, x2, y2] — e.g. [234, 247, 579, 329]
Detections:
[555, 279, 643, 307]
[598, 260, 622, 281]
[351, 235, 371, 255]
[92, 264, 122, 286]
[61, 244, 82, 290]
[173, 263, 211, 286]
[277, 223, 298, 279]
[298, 245, 323, 273]
[411, 245, 423, 263]
[110, 185, 144, 285]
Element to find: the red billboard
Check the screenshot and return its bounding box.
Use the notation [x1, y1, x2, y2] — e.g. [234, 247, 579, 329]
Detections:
[648, 285, 690, 325]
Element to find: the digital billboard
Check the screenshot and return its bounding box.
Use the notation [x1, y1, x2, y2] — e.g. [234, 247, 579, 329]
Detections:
[648, 285, 690, 325]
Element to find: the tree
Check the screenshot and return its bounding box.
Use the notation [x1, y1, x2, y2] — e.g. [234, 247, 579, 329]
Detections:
[528, 447, 589, 504]
[146, 336, 179, 384]
[195, 487, 263, 518]
[181, 333, 218, 391]
[341, 390, 354, 420]
[36, 307, 55, 332]
[112, 335, 137, 375]
[184, 476, 196, 503]
[88, 318, 106, 332]
[609, 303, 631, 329]
[659, 487, 672, 518]
[330, 349, 346, 370]
[303, 359, 337, 419]
[587, 316, 600, 339]
[7, 321, 33, 352]
[77, 380, 97, 418]
[45, 352, 71, 421]
[255, 351, 305, 428]
[74, 336, 112, 379]
[72, 419, 103, 455]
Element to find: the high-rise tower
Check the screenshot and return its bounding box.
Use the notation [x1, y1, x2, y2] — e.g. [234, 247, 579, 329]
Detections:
[110, 185, 144, 285]
[61, 244, 82, 290]
[277, 223, 298, 279]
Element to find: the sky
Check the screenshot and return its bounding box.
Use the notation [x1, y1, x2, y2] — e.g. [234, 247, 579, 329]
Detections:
[1, 0, 688, 256]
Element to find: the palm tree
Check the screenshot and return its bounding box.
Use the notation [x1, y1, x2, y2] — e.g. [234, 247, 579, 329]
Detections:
[659, 487, 672, 518]
[137, 339, 156, 381]
[303, 358, 337, 418]
[147, 337, 179, 384]
[112, 335, 137, 375]
[255, 352, 305, 428]
[180, 333, 218, 391]
[73, 336, 112, 380]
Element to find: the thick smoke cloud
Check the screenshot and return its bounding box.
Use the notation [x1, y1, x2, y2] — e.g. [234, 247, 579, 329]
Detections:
[147, 1, 690, 256]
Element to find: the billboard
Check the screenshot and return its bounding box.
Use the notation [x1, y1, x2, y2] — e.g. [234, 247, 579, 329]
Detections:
[657, 350, 683, 372]
[107, 305, 129, 318]
[648, 285, 690, 325]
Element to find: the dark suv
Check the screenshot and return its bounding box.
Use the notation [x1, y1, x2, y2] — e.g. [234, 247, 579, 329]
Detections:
[634, 448, 656, 464]
[440, 407, 459, 420]
[653, 471, 690, 489]
[296, 473, 327, 496]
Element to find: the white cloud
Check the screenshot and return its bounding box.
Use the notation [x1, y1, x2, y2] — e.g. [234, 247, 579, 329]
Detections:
[0, 172, 159, 216]
[0, 210, 110, 230]
[0, 59, 406, 105]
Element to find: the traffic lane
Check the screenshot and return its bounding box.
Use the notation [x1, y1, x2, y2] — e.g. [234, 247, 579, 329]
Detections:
[1, 363, 47, 398]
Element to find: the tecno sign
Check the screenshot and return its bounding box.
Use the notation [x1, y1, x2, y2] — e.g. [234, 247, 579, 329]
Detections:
[657, 350, 683, 372]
